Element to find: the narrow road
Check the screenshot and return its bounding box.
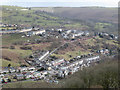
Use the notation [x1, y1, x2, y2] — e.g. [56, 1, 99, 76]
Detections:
[41, 42, 68, 61]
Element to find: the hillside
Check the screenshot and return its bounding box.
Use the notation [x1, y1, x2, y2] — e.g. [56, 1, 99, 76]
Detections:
[1, 6, 118, 65]
[1, 6, 88, 30]
[1, 6, 64, 28]
[1, 6, 119, 89]
[1, 6, 118, 34]
[32, 7, 118, 34]
[32, 7, 118, 24]
[62, 58, 118, 88]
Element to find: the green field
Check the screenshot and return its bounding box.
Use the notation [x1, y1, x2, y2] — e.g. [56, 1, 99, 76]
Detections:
[52, 50, 90, 60]
[0, 59, 20, 67]
[3, 80, 60, 88]
[3, 49, 32, 58]
[1, 6, 68, 28]
[2, 33, 40, 45]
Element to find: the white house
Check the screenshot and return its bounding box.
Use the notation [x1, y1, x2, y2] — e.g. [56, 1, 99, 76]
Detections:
[21, 9, 28, 11]
[66, 30, 72, 34]
[33, 72, 41, 78]
[18, 67, 28, 72]
[51, 59, 65, 66]
[57, 29, 63, 32]
[28, 67, 36, 71]
[27, 30, 46, 36]
[39, 51, 49, 61]
[10, 68, 16, 73]
[86, 56, 100, 62]
[25, 72, 34, 79]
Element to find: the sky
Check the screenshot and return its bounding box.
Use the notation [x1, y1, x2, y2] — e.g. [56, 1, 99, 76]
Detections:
[0, 0, 120, 7]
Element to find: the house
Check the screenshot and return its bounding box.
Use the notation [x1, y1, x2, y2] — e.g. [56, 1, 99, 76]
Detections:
[61, 33, 69, 39]
[109, 34, 114, 39]
[27, 29, 46, 36]
[38, 51, 49, 61]
[25, 72, 34, 79]
[115, 36, 118, 40]
[19, 28, 32, 33]
[35, 71, 48, 79]
[0, 74, 4, 80]
[9, 67, 16, 73]
[16, 74, 25, 80]
[97, 49, 109, 55]
[64, 70, 69, 76]
[66, 30, 72, 34]
[60, 66, 68, 70]
[73, 31, 84, 37]
[103, 49, 109, 54]
[75, 60, 83, 65]
[76, 56, 81, 58]
[86, 56, 100, 62]
[28, 67, 36, 71]
[51, 59, 65, 66]
[57, 71, 65, 78]
[21, 9, 28, 11]
[42, 71, 48, 75]
[47, 67, 52, 70]
[18, 67, 28, 72]
[84, 31, 90, 36]
[57, 29, 63, 32]
[2, 68, 9, 74]
[28, 67, 36, 73]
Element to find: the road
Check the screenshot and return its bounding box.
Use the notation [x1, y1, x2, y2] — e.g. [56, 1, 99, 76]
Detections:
[41, 42, 68, 61]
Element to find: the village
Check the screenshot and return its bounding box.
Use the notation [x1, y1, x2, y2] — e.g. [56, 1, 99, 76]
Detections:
[0, 23, 119, 85]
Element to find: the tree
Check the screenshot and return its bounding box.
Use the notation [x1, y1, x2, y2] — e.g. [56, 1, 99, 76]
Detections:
[20, 46, 32, 50]
[10, 46, 15, 49]
[8, 64, 11, 67]
[7, 79, 11, 82]
[37, 67, 45, 71]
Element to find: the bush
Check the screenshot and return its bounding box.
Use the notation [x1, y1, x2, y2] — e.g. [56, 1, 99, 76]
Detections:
[10, 46, 15, 49]
[20, 46, 32, 50]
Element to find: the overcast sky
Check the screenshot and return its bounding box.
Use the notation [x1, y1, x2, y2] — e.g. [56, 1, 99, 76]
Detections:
[0, 0, 119, 7]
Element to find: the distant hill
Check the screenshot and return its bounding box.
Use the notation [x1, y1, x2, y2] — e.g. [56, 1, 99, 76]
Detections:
[1, 6, 89, 30]
[31, 7, 118, 34]
[1, 6, 65, 28]
[32, 7, 118, 24]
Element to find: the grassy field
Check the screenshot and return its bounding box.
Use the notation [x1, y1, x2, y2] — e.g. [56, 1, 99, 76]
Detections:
[106, 40, 118, 46]
[2, 33, 40, 46]
[0, 59, 20, 67]
[2, 48, 32, 57]
[85, 38, 96, 46]
[2, 48, 32, 64]
[2, 34, 27, 45]
[3, 49, 32, 58]
[52, 50, 90, 60]
[64, 23, 89, 30]
[1, 5, 67, 28]
[3, 80, 60, 88]
[27, 43, 51, 50]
